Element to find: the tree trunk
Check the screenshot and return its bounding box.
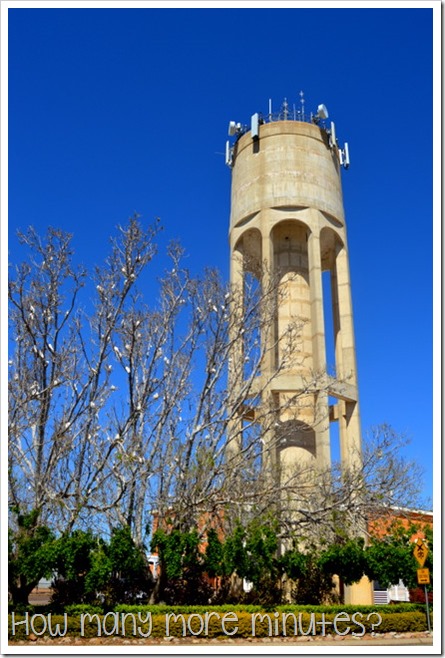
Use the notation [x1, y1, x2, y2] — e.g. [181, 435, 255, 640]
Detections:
[9, 576, 37, 607]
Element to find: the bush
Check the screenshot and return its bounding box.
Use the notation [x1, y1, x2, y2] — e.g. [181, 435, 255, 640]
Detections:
[50, 526, 153, 608]
[9, 608, 430, 641]
[276, 603, 428, 615]
[151, 528, 213, 605]
[409, 587, 433, 604]
[64, 604, 104, 616]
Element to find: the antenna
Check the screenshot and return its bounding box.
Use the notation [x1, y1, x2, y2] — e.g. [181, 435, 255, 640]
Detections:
[317, 103, 329, 120]
[269, 98, 272, 122]
[299, 90, 305, 121]
[228, 121, 242, 136]
[329, 121, 337, 148]
[251, 113, 260, 140]
[344, 142, 350, 169]
[225, 140, 233, 167]
[338, 142, 350, 169]
[283, 98, 289, 120]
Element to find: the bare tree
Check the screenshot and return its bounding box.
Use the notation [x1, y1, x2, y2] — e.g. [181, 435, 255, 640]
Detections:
[8, 219, 160, 536]
[8, 220, 313, 541]
[9, 218, 425, 557]
[104, 249, 312, 542]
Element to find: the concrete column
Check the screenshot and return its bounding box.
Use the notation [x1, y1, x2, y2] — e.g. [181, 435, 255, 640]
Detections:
[307, 229, 330, 469]
[335, 245, 357, 383]
[227, 246, 245, 459]
[261, 229, 276, 377]
[229, 245, 245, 373]
[333, 245, 362, 469]
[330, 263, 343, 378]
[307, 229, 326, 372]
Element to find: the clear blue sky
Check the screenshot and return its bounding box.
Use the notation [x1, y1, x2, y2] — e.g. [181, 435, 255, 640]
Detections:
[7, 4, 436, 504]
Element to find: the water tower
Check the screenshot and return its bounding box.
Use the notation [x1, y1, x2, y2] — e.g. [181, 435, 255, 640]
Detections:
[226, 95, 372, 604]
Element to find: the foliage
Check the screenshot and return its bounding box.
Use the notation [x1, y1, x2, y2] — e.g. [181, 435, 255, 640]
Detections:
[8, 510, 434, 608]
[51, 530, 98, 606]
[364, 520, 430, 590]
[113, 602, 427, 614]
[222, 523, 248, 580]
[318, 537, 366, 586]
[150, 517, 434, 606]
[82, 542, 111, 599]
[290, 551, 337, 605]
[151, 528, 212, 605]
[244, 521, 280, 584]
[279, 542, 340, 605]
[279, 545, 307, 581]
[223, 520, 280, 583]
[152, 528, 198, 580]
[203, 529, 224, 578]
[409, 588, 433, 604]
[51, 526, 153, 608]
[8, 610, 430, 641]
[103, 526, 153, 605]
[220, 520, 283, 605]
[365, 543, 415, 590]
[64, 604, 104, 615]
[421, 524, 433, 583]
[8, 508, 56, 606]
[152, 521, 283, 606]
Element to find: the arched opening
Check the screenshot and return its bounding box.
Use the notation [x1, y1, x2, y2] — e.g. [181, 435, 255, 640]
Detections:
[233, 229, 263, 380]
[320, 227, 345, 376]
[320, 227, 345, 465]
[271, 220, 312, 373]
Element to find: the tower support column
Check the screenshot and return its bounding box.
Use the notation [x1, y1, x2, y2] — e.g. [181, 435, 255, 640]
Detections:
[307, 228, 330, 470]
[334, 245, 362, 469]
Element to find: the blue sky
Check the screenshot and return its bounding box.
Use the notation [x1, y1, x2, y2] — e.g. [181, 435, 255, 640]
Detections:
[7, 4, 436, 504]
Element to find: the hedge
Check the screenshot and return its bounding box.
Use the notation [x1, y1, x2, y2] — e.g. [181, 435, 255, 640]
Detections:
[8, 610, 430, 641]
[8, 602, 427, 616]
[114, 602, 427, 615]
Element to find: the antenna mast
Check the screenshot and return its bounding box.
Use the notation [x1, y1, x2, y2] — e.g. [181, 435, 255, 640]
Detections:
[299, 90, 305, 121]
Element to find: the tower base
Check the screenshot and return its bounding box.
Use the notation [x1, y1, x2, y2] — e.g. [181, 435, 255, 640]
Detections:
[344, 576, 374, 605]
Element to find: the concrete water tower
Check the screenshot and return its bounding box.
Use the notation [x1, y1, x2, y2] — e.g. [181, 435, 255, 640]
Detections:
[226, 95, 372, 604]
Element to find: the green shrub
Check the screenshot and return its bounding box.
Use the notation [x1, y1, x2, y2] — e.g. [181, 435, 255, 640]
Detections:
[376, 612, 429, 633]
[114, 603, 265, 615]
[9, 609, 430, 641]
[276, 603, 427, 615]
[8, 603, 36, 615]
[64, 604, 104, 616]
[114, 602, 427, 615]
